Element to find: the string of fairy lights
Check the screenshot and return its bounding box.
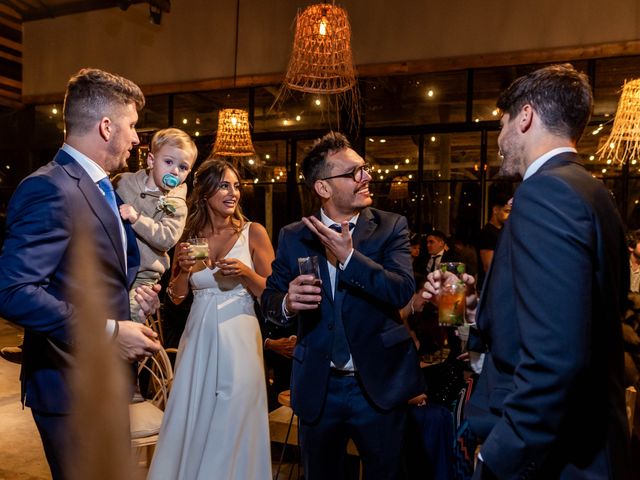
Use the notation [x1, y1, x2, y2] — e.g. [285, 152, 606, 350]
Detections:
[29, 78, 640, 201]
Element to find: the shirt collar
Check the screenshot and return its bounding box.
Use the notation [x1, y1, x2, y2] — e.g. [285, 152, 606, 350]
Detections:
[523, 147, 577, 181]
[320, 208, 359, 230]
[61, 143, 108, 183]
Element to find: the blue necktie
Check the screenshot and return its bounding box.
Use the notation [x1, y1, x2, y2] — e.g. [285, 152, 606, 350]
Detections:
[329, 222, 356, 233]
[327, 223, 355, 368]
[97, 177, 119, 219]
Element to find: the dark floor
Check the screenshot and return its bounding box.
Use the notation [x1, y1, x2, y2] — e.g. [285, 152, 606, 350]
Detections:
[0, 319, 50, 480]
[0, 318, 301, 480]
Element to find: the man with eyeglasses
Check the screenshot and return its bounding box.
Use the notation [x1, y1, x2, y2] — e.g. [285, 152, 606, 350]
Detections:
[262, 131, 423, 479]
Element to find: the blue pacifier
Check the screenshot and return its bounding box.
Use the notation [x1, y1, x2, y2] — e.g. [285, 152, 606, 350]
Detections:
[162, 173, 180, 189]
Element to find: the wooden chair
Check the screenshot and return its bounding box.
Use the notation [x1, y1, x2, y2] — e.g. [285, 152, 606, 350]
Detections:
[130, 347, 174, 466]
[626, 386, 637, 437]
[145, 308, 165, 347]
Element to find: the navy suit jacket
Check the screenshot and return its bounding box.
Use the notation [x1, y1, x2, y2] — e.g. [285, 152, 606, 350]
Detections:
[466, 153, 630, 479]
[262, 207, 424, 423]
[0, 149, 139, 414]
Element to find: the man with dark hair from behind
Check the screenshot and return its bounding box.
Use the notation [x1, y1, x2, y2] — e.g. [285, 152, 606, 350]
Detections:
[425, 64, 631, 479]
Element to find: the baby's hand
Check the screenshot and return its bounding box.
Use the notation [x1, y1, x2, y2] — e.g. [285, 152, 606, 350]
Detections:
[119, 204, 140, 223]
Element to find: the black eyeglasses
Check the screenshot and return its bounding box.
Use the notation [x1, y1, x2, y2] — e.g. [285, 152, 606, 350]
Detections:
[320, 163, 371, 182]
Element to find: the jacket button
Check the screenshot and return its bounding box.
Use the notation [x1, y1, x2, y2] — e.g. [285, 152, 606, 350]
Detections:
[328, 323, 334, 330]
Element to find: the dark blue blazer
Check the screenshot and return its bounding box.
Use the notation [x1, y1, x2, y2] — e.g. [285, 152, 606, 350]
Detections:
[466, 153, 631, 479]
[0, 149, 139, 414]
[262, 207, 424, 423]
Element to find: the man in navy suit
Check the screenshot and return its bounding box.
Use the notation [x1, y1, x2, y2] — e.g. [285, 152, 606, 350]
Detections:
[427, 64, 631, 479]
[262, 132, 424, 479]
[0, 68, 162, 479]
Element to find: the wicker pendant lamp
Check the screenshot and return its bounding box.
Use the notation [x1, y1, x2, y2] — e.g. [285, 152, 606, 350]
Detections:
[212, 108, 255, 157]
[212, 0, 254, 157]
[598, 78, 640, 164]
[284, 3, 357, 94]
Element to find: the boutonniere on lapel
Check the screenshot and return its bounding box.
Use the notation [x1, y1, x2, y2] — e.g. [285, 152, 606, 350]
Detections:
[139, 191, 182, 217]
[156, 195, 177, 216]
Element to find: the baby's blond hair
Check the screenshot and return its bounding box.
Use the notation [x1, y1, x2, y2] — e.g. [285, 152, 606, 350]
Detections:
[150, 128, 197, 164]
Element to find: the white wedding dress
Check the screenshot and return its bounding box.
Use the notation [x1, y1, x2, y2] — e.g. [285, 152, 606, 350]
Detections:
[148, 223, 272, 480]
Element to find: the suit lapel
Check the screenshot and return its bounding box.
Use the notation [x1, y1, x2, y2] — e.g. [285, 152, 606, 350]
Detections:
[352, 207, 375, 251]
[57, 151, 127, 278]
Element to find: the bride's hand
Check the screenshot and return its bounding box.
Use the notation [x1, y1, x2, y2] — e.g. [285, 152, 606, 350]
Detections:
[175, 242, 196, 273]
[215, 257, 250, 277]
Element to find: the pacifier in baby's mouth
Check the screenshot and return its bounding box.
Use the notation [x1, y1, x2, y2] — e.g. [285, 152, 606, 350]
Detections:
[162, 173, 180, 188]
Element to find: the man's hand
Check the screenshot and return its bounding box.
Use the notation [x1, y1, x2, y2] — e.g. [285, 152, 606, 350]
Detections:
[422, 270, 478, 323]
[286, 275, 322, 314]
[265, 335, 297, 358]
[119, 203, 139, 223]
[115, 321, 161, 362]
[411, 290, 430, 313]
[135, 283, 161, 322]
[422, 270, 477, 305]
[408, 393, 428, 406]
[301, 216, 353, 265]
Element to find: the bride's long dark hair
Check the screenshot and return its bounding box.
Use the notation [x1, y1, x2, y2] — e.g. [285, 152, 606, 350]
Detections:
[182, 158, 246, 240]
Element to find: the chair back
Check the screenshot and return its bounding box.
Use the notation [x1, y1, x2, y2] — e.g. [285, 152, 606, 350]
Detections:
[145, 308, 165, 347]
[137, 347, 174, 410]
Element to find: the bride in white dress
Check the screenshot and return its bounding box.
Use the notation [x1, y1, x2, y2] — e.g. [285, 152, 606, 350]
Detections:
[148, 159, 275, 480]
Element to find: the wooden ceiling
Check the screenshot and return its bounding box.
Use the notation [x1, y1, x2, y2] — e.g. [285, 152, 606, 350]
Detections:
[2, 1, 166, 22]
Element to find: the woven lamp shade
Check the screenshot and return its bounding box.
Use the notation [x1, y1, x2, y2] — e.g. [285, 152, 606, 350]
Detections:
[598, 79, 640, 164]
[389, 176, 409, 200]
[213, 108, 255, 157]
[284, 3, 357, 94]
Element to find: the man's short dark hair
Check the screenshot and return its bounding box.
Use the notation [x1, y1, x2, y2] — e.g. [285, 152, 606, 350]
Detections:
[497, 64, 593, 143]
[427, 230, 447, 242]
[64, 68, 145, 136]
[302, 131, 351, 189]
[627, 229, 640, 249]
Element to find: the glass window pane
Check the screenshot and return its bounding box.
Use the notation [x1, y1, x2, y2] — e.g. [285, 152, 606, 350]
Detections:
[33, 104, 64, 148]
[254, 87, 337, 132]
[240, 139, 289, 242]
[473, 61, 588, 121]
[420, 180, 481, 254]
[423, 132, 482, 182]
[364, 135, 419, 229]
[172, 90, 250, 138]
[138, 95, 169, 131]
[486, 130, 502, 179]
[364, 71, 467, 127]
[578, 123, 624, 177]
[628, 176, 640, 228]
[249, 139, 288, 184]
[593, 56, 640, 120]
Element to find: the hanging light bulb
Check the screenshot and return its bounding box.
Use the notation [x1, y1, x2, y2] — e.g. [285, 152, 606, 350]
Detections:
[318, 9, 328, 36]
